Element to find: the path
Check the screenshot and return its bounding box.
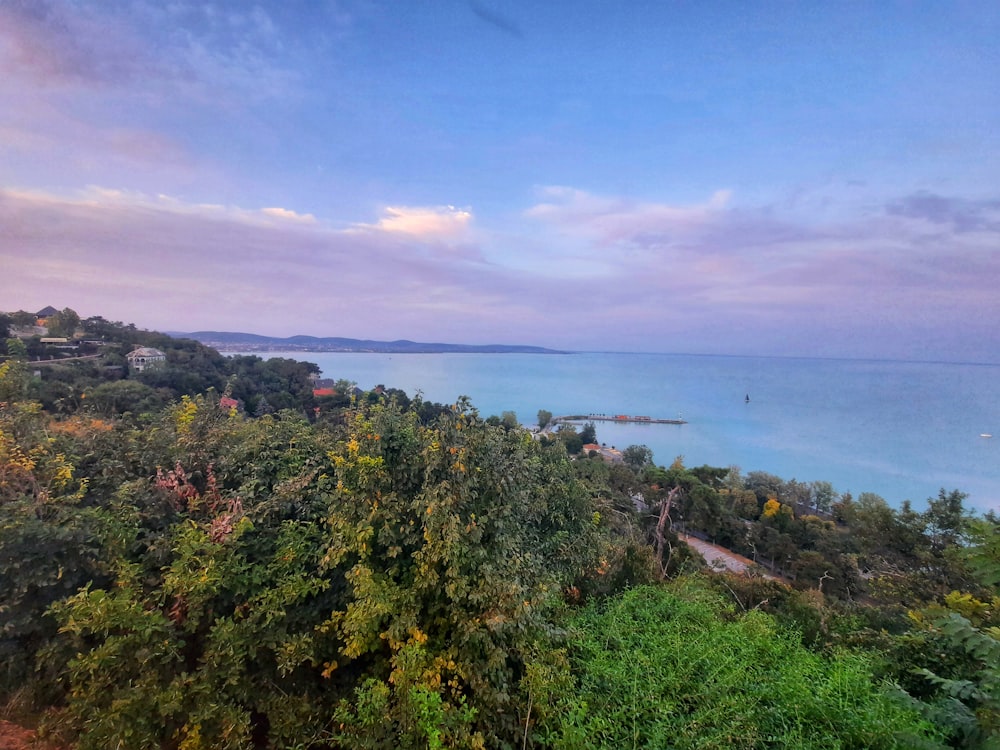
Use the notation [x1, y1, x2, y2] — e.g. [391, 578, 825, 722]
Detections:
[678, 533, 779, 581]
[28, 354, 101, 366]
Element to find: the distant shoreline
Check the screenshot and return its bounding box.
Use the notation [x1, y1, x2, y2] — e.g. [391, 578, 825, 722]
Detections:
[207, 344, 571, 355]
[179, 330, 568, 355]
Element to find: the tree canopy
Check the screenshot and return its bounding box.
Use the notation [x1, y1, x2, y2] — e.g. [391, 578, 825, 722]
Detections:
[1, 318, 997, 748]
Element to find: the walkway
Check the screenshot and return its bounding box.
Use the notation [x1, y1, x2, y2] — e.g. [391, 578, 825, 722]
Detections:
[678, 533, 779, 581]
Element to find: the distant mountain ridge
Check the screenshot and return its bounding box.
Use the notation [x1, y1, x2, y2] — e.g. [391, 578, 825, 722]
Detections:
[179, 331, 568, 355]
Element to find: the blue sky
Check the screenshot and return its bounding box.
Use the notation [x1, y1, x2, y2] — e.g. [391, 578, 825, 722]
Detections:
[1, 1, 998, 360]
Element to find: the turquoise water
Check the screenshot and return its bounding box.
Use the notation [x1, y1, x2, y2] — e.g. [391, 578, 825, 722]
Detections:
[263, 351, 1000, 511]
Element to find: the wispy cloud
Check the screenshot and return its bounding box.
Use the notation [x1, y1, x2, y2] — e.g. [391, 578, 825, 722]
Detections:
[885, 191, 1000, 232]
[0, 0, 303, 98]
[0, 0, 148, 87]
[526, 187, 732, 246]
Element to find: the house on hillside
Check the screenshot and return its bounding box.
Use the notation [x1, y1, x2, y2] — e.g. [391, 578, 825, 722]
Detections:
[126, 346, 166, 372]
[583, 443, 624, 464]
[35, 305, 59, 324]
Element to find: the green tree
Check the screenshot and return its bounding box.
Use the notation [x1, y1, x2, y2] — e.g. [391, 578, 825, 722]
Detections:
[0, 384, 102, 699]
[44, 397, 599, 749]
[46, 307, 81, 338]
[537, 409, 553, 429]
[558, 425, 584, 455]
[578, 421, 597, 445]
[895, 518, 1000, 747]
[87, 379, 164, 416]
[622, 444, 653, 469]
[9, 310, 37, 328]
[320, 400, 599, 746]
[810, 480, 839, 514]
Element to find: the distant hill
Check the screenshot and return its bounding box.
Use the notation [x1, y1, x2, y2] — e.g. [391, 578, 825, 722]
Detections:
[179, 331, 568, 354]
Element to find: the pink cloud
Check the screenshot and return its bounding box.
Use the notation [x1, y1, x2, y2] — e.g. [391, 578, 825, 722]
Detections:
[0, 1, 153, 88]
[353, 205, 474, 239]
[0, 188, 530, 342]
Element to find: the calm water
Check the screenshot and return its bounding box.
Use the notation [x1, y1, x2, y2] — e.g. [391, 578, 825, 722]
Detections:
[261, 351, 1000, 511]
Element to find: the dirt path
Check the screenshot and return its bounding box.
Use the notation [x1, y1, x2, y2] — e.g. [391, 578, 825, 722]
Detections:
[679, 533, 779, 581]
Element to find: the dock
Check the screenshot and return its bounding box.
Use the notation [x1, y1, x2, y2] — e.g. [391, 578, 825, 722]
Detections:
[552, 413, 687, 426]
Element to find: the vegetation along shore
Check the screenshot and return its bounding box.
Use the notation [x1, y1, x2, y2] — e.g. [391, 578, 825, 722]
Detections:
[2, 308, 999, 748]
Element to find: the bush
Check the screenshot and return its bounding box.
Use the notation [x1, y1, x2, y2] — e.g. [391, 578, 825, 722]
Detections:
[544, 581, 943, 749]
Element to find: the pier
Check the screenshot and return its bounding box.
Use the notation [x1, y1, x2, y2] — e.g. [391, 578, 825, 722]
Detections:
[552, 413, 687, 426]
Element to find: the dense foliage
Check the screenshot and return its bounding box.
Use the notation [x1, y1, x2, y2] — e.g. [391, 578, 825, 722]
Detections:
[548, 583, 938, 749]
[2, 315, 999, 748]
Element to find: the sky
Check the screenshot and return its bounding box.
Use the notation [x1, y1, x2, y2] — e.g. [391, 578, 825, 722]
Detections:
[1, 0, 999, 361]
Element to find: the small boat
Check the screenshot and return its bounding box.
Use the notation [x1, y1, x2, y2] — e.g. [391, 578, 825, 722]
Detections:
[981, 433, 993, 439]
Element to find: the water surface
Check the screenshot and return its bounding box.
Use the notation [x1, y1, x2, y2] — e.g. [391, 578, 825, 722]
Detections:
[261, 351, 1000, 510]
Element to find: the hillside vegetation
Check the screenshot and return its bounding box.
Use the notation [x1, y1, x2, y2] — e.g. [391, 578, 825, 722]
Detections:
[1, 314, 998, 748]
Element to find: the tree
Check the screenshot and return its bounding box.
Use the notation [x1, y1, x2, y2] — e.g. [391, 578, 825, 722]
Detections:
[45, 307, 81, 338]
[0, 380, 102, 698]
[895, 518, 1000, 747]
[924, 488, 971, 552]
[0, 340, 29, 402]
[745, 470, 784, 507]
[537, 409, 553, 429]
[578, 421, 597, 445]
[810, 480, 838, 514]
[46, 398, 600, 749]
[9, 310, 37, 328]
[622, 444, 654, 469]
[87, 379, 164, 416]
[558, 425, 584, 455]
[313, 400, 600, 747]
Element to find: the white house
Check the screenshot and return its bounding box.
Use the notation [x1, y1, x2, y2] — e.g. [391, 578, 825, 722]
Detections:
[126, 346, 166, 372]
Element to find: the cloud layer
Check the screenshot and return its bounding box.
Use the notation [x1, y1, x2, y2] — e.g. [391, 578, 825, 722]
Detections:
[2, 184, 997, 361]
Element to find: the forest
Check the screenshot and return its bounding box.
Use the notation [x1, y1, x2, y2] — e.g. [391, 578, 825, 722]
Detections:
[1, 312, 999, 748]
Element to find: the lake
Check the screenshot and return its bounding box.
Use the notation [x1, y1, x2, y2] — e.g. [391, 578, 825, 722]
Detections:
[258, 350, 1000, 511]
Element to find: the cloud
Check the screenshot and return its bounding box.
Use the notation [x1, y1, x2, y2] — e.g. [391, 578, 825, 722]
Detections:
[355, 205, 474, 239]
[885, 191, 1000, 232]
[261, 207, 317, 224]
[526, 187, 732, 246]
[0, 0, 147, 87]
[1, 184, 998, 361]
[0, 2, 321, 197]
[0, 188, 529, 343]
[0, 1, 304, 100]
[517, 183, 1000, 356]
